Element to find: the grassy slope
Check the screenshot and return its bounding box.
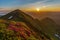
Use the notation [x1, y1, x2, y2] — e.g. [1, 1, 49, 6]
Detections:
[0, 20, 40, 40]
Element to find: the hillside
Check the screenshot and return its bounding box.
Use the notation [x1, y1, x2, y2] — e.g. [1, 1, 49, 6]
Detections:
[0, 19, 41, 40]
[35, 17, 60, 40]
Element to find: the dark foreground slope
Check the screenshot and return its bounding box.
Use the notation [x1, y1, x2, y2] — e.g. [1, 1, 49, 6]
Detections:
[35, 17, 60, 40]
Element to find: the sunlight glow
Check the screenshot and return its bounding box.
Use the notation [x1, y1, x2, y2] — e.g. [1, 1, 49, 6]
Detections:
[36, 8, 40, 11]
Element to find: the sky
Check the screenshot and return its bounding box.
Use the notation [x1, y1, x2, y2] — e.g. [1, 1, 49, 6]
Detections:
[0, 0, 60, 12]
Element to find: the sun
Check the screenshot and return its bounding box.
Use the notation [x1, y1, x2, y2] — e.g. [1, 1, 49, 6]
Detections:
[36, 8, 40, 11]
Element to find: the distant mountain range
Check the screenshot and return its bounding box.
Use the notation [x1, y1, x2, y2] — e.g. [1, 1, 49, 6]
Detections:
[0, 9, 60, 40]
[27, 11, 60, 25]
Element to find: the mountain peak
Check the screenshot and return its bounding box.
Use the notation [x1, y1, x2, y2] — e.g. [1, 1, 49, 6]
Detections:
[0, 9, 24, 20]
[15, 9, 20, 11]
[11, 9, 22, 13]
[13, 9, 20, 12]
[41, 17, 55, 23]
[0, 9, 33, 21]
[7, 9, 25, 15]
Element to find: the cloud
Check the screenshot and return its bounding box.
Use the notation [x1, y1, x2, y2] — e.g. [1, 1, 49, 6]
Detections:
[20, 0, 49, 8]
[20, 0, 60, 9]
[0, 0, 60, 10]
[0, 8, 13, 14]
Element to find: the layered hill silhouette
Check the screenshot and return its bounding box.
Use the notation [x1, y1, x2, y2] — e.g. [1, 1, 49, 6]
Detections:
[0, 9, 60, 40]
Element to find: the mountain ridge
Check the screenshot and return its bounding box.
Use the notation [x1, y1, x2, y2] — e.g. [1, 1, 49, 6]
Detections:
[0, 9, 59, 40]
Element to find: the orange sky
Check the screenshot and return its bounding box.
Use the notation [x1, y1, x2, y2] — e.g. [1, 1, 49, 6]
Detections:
[0, 0, 60, 12]
[21, 6, 60, 12]
[0, 6, 60, 12]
